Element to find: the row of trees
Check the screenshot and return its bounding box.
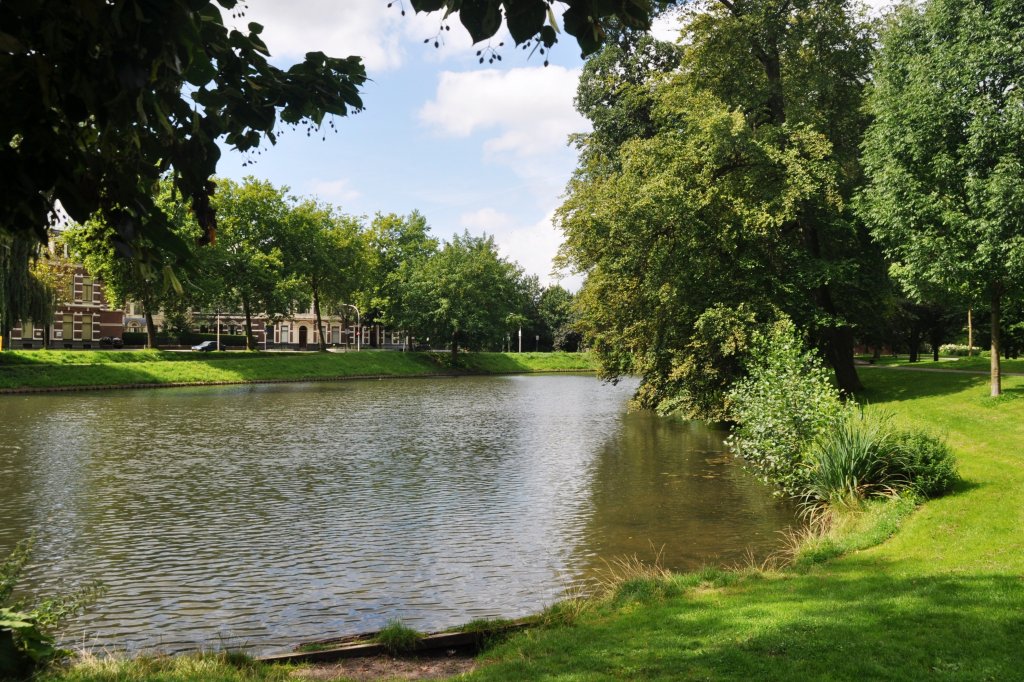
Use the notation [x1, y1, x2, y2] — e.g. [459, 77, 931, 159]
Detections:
[60, 178, 579, 360]
[558, 0, 1024, 410]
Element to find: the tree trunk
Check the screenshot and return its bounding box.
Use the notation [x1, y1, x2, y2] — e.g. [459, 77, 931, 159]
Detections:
[144, 309, 158, 349]
[242, 295, 255, 350]
[967, 307, 974, 356]
[450, 329, 459, 365]
[908, 325, 921, 363]
[312, 285, 326, 351]
[990, 290, 1002, 397]
[872, 346, 881, 363]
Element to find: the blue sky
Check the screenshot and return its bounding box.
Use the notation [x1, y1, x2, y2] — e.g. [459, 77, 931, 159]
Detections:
[217, 1, 891, 289]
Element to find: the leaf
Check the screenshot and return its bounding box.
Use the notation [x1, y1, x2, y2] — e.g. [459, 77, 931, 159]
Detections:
[458, 1, 503, 44]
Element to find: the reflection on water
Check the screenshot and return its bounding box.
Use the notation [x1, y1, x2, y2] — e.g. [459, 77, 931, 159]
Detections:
[0, 375, 793, 654]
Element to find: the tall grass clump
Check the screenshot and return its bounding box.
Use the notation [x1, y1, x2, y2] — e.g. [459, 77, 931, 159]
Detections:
[801, 409, 900, 510]
[375, 619, 421, 655]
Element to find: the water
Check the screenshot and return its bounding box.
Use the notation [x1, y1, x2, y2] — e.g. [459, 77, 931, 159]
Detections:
[0, 375, 794, 654]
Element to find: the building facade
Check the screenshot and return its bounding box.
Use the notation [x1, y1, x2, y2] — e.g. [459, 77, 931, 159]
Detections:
[9, 265, 124, 349]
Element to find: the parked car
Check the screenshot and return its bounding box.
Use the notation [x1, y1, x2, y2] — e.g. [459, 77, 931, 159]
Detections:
[191, 340, 225, 352]
[111, 337, 123, 348]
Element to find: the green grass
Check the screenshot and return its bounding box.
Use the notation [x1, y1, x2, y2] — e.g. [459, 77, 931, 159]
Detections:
[858, 354, 1024, 374]
[33, 369, 1024, 681]
[465, 369, 1024, 681]
[0, 350, 596, 391]
[374, 620, 421, 655]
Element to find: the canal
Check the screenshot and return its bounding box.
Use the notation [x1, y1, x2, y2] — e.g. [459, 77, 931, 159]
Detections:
[0, 374, 794, 654]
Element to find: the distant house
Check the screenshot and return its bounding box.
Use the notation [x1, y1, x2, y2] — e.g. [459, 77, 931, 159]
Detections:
[10, 265, 124, 349]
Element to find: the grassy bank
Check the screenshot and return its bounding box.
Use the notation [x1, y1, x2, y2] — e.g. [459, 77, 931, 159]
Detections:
[30, 369, 1024, 681]
[466, 368, 1024, 681]
[0, 350, 596, 391]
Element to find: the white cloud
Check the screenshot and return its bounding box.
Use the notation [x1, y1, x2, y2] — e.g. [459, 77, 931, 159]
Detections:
[309, 178, 361, 203]
[458, 207, 577, 288]
[419, 66, 589, 160]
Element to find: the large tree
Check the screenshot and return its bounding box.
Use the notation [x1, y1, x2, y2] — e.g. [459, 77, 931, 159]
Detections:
[279, 200, 364, 351]
[212, 178, 303, 349]
[859, 0, 1024, 396]
[359, 211, 439, 348]
[403, 232, 526, 363]
[559, 0, 878, 418]
[1, 0, 652, 266]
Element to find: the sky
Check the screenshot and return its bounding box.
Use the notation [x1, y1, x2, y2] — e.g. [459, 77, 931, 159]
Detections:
[217, 1, 894, 290]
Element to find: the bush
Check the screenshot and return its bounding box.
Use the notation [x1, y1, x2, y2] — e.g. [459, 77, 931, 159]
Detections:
[727, 318, 847, 496]
[889, 430, 958, 498]
[938, 344, 982, 357]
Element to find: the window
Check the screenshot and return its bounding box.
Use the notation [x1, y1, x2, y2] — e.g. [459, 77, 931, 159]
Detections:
[281, 325, 290, 344]
[20, 320, 33, 339]
[362, 326, 370, 344]
[81, 314, 93, 341]
[82, 277, 94, 303]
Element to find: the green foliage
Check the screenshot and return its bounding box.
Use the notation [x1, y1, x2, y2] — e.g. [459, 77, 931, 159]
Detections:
[402, 232, 527, 362]
[560, 0, 878, 414]
[375, 620, 420, 655]
[1, 539, 104, 678]
[0, 0, 366, 265]
[889, 429, 959, 499]
[859, 0, 1024, 392]
[655, 304, 760, 422]
[727, 318, 847, 496]
[211, 178, 305, 349]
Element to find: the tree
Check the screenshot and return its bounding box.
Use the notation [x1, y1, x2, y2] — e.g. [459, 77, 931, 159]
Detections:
[558, 0, 879, 418]
[403, 232, 525, 363]
[64, 182, 207, 348]
[212, 178, 303, 349]
[537, 284, 581, 351]
[29, 235, 77, 349]
[1, 0, 652, 268]
[0, 238, 55, 350]
[359, 211, 438, 348]
[859, 0, 1024, 396]
[279, 200, 364, 351]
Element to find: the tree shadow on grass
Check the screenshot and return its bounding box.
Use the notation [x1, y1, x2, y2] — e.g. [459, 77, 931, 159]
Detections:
[476, 559, 1024, 681]
[857, 368, 991, 403]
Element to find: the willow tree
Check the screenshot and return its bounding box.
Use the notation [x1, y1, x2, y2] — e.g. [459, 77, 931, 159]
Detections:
[859, 0, 1024, 397]
[559, 0, 879, 418]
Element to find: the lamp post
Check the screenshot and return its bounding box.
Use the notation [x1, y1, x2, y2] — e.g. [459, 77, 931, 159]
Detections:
[340, 303, 361, 351]
[216, 312, 221, 351]
[518, 326, 522, 353]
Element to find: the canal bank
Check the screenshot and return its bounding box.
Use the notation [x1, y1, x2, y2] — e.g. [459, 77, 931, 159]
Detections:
[0, 350, 597, 393]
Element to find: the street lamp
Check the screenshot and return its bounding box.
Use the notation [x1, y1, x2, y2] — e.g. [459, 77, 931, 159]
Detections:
[518, 326, 522, 353]
[216, 312, 221, 351]
[340, 303, 361, 351]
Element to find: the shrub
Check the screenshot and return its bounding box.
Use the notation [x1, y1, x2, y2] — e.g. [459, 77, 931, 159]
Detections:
[802, 410, 900, 510]
[938, 344, 982, 357]
[889, 429, 958, 498]
[727, 318, 847, 496]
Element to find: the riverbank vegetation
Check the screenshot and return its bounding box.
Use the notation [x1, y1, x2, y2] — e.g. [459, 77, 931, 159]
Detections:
[0, 350, 596, 392]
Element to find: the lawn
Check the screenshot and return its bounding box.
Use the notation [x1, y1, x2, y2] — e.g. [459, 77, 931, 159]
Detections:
[0, 350, 596, 391]
[29, 369, 1024, 681]
[466, 368, 1024, 681]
